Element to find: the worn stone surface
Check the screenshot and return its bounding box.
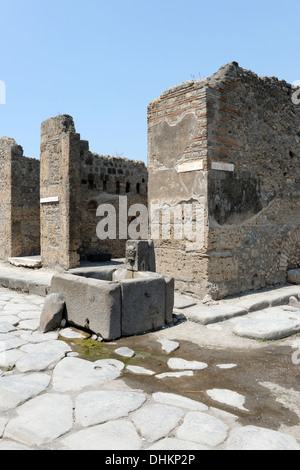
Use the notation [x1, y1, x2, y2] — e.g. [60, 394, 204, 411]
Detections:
[131, 404, 184, 442]
[75, 391, 146, 426]
[50, 273, 121, 340]
[176, 411, 229, 447]
[148, 63, 300, 300]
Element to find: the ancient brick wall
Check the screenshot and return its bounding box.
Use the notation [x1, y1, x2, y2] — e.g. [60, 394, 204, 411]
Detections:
[0, 138, 40, 259]
[148, 63, 300, 299]
[40, 115, 147, 269]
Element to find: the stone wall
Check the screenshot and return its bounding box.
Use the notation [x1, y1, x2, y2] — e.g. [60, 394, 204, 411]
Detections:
[0, 138, 40, 259]
[40, 115, 147, 270]
[148, 62, 300, 299]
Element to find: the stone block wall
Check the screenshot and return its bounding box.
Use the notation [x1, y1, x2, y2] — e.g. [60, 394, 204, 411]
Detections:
[40, 115, 147, 270]
[148, 62, 300, 299]
[0, 138, 40, 259]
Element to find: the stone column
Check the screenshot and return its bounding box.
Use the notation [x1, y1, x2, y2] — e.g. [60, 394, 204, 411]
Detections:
[40, 115, 81, 270]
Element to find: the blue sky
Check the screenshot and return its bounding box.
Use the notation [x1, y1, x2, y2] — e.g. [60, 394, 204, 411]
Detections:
[0, 0, 299, 163]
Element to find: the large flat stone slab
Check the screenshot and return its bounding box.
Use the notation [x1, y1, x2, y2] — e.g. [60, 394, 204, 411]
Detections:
[4, 394, 73, 446]
[176, 411, 229, 447]
[60, 420, 142, 450]
[52, 356, 124, 392]
[75, 391, 147, 426]
[185, 304, 248, 325]
[0, 373, 50, 411]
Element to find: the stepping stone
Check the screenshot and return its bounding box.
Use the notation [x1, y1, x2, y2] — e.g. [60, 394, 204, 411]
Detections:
[233, 307, 300, 340]
[115, 347, 135, 358]
[225, 425, 300, 450]
[158, 339, 180, 353]
[168, 358, 208, 370]
[152, 392, 208, 411]
[61, 420, 142, 450]
[206, 389, 248, 411]
[216, 363, 237, 369]
[131, 404, 184, 442]
[52, 357, 124, 392]
[126, 365, 155, 375]
[0, 373, 50, 411]
[4, 394, 73, 447]
[177, 411, 229, 447]
[75, 391, 147, 426]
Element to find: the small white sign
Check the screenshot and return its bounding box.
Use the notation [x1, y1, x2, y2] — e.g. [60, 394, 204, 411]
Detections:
[176, 160, 204, 173]
[40, 196, 59, 204]
[211, 161, 234, 172]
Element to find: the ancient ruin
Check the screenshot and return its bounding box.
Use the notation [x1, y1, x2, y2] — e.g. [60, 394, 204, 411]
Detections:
[148, 62, 300, 300]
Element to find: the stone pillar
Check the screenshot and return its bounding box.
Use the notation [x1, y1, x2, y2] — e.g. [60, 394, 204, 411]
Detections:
[40, 115, 81, 270]
[0, 138, 23, 259]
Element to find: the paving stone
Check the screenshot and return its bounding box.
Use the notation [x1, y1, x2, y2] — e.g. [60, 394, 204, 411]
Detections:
[155, 371, 194, 379]
[60, 420, 143, 450]
[174, 293, 197, 309]
[131, 404, 184, 442]
[0, 415, 8, 436]
[59, 327, 90, 339]
[176, 411, 229, 447]
[4, 394, 73, 447]
[206, 389, 248, 411]
[216, 363, 237, 369]
[126, 365, 155, 375]
[148, 438, 210, 450]
[114, 346, 135, 358]
[152, 392, 208, 411]
[0, 440, 31, 450]
[0, 373, 51, 411]
[0, 322, 16, 333]
[0, 334, 25, 353]
[185, 304, 248, 325]
[167, 358, 208, 370]
[75, 390, 147, 426]
[20, 331, 59, 343]
[0, 349, 25, 368]
[16, 340, 71, 372]
[158, 339, 180, 353]
[17, 318, 40, 331]
[233, 307, 300, 340]
[52, 357, 124, 392]
[225, 425, 300, 450]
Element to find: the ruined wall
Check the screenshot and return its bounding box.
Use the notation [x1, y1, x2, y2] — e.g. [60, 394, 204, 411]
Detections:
[40, 115, 81, 270]
[205, 62, 300, 298]
[0, 138, 40, 259]
[78, 141, 147, 258]
[148, 63, 300, 299]
[40, 115, 148, 269]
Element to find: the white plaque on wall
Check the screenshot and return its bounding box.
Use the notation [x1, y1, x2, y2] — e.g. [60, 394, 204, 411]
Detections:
[211, 161, 234, 172]
[176, 160, 204, 173]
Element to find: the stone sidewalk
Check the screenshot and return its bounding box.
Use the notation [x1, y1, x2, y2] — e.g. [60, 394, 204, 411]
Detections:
[1, 284, 300, 450]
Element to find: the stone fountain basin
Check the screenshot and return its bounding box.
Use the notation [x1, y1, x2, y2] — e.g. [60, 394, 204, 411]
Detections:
[50, 267, 174, 341]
